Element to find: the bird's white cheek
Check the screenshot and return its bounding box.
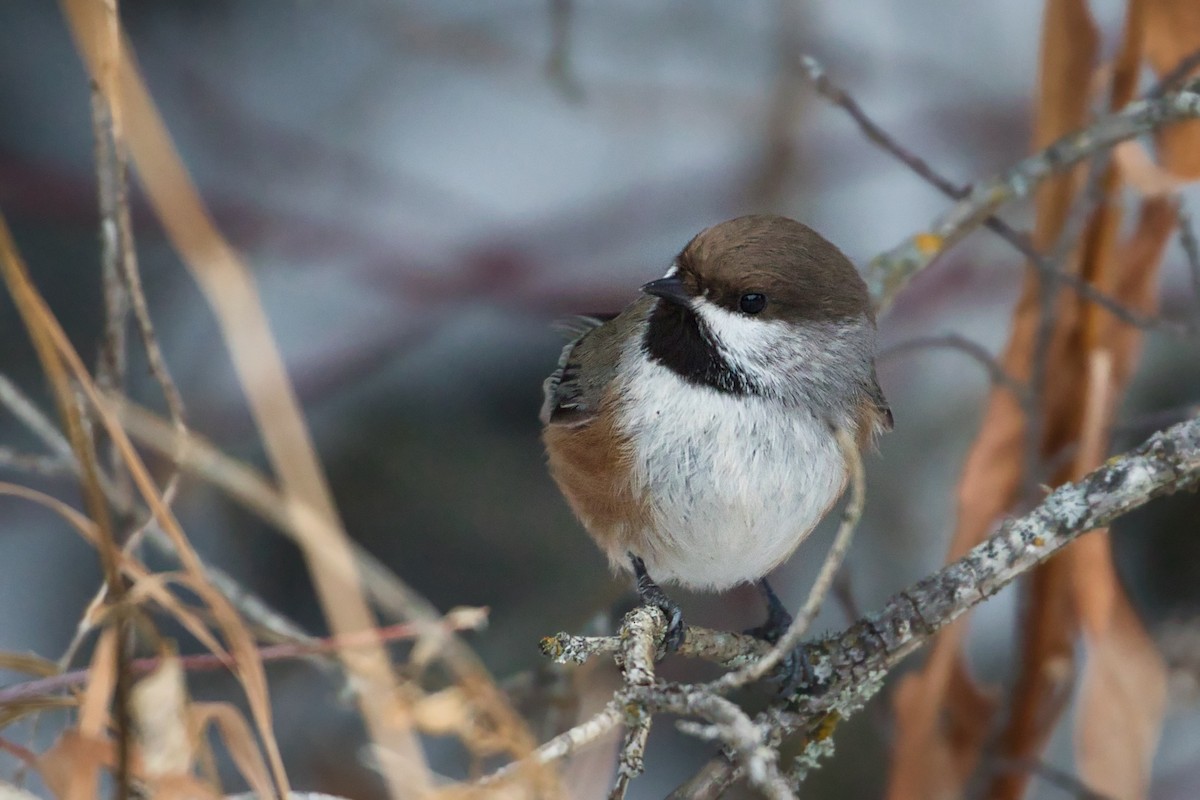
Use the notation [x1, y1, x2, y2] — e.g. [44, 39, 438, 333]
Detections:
[693, 300, 787, 370]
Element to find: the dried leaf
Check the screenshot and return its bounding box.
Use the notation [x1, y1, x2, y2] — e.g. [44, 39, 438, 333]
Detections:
[190, 702, 275, 800]
[1144, 0, 1200, 178]
[1075, 596, 1168, 800]
[1114, 140, 1191, 195]
[37, 732, 150, 800]
[59, 0, 439, 792]
[0, 697, 78, 729]
[886, 2, 1101, 796]
[37, 732, 109, 800]
[0, 652, 62, 678]
[413, 687, 471, 737]
[77, 628, 116, 741]
[1067, 199, 1176, 799]
[132, 653, 195, 779]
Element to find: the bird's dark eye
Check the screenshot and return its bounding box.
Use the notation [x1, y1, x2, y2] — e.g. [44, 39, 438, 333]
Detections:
[738, 293, 767, 314]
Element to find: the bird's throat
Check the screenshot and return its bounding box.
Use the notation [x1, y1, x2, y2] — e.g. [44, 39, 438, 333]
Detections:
[643, 302, 755, 395]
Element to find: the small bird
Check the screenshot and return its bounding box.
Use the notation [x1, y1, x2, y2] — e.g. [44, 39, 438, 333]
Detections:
[541, 214, 891, 653]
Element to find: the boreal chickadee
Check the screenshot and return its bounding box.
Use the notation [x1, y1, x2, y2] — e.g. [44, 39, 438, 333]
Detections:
[541, 215, 891, 651]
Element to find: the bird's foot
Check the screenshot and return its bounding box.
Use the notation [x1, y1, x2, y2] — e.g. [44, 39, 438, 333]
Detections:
[743, 578, 792, 644]
[770, 645, 824, 698]
[744, 579, 823, 697]
[629, 553, 686, 653]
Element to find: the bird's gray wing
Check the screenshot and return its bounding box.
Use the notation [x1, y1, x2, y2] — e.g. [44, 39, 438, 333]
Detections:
[540, 314, 624, 427]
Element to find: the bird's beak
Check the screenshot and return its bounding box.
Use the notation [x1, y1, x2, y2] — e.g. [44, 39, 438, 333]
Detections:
[640, 275, 692, 308]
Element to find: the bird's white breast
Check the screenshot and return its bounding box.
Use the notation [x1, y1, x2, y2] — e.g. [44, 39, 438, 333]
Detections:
[612, 354, 847, 591]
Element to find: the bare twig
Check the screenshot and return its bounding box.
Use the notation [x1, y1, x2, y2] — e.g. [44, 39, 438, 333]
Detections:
[541, 623, 770, 670]
[988, 758, 1114, 800]
[481, 699, 624, 786]
[795, 416, 1199, 708]
[879, 334, 1030, 401]
[674, 694, 791, 800]
[865, 79, 1200, 309]
[0, 610, 487, 707]
[0, 449, 74, 477]
[0, 374, 78, 466]
[1178, 202, 1200, 328]
[1146, 46, 1200, 99]
[797, 55, 1170, 333]
[608, 601, 660, 798]
[797, 55, 1200, 325]
[797, 55, 963, 199]
[0, 372, 314, 661]
[91, 84, 130, 412]
[545, 0, 584, 102]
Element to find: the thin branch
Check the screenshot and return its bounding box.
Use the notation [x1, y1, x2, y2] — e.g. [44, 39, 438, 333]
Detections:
[481, 701, 624, 786]
[91, 83, 130, 412]
[674, 694, 792, 800]
[879, 334, 1030, 401]
[797, 55, 963, 199]
[544, 0, 584, 102]
[1146, 46, 1200, 99]
[988, 758, 1114, 800]
[1177, 202, 1200, 329]
[797, 55, 1163, 331]
[608, 598, 660, 798]
[0, 371, 317, 660]
[796, 416, 1199, 707]
[0, 449, 74, 477]
[0, 374, 78, 466]
[0, 736, 39, 768]
[865, 78, 1200, 308]
[541, 623, 770, 670]
[0, 609, 487, 707]
[797, 55, 1200, 325]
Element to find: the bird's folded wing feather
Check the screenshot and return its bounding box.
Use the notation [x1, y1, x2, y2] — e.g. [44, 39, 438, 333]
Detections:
[540, 314, 623, 427]
[868, 370, 894, 431]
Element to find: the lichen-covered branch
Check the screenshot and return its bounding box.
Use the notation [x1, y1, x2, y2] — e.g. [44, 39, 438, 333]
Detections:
[865, 80, 1200, 310]
[516, 415, 1200, 795]
[799, 415, 1199, 705]
[798, 54, 1183, 335]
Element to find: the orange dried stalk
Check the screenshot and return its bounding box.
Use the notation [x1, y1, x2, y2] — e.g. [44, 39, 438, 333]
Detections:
[888, 0, 1197, 797]
[886, 0, 1100, 794]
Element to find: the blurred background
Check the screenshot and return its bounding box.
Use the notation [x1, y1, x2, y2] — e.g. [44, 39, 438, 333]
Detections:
[1, 1, 1199, 798]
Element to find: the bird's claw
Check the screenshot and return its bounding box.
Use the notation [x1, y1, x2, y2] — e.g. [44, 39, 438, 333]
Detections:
[656, 599, 686, 653]
[745, 579, 825, 697]
[630, 553, 686, 654]
[770, 645, 826, 698]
